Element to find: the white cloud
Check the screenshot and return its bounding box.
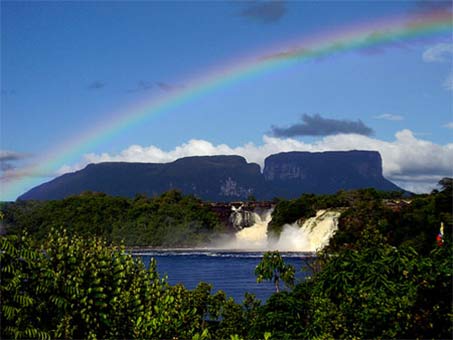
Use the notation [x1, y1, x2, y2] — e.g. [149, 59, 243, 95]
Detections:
[374, 113, 404, 121]
[388, 175, 445, 194]
[443, 71, 453, 91]
[423, 44, 453, 91]
[59, 130, 453, 194]
[444, 122, 453, 129]
[422, 43, 453, 63]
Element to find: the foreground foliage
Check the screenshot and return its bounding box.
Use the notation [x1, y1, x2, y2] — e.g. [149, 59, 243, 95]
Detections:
[2, 228, 451, 340]
[1, 179, 451, 339]
[1, 229, 270, 340]
[305, 230, 452, 339]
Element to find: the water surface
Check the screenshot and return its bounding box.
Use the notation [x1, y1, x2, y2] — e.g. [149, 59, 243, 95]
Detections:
[136, 250, 314, 302]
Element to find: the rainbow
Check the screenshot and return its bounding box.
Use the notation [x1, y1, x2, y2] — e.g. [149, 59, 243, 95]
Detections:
[1, 8, 451, 200]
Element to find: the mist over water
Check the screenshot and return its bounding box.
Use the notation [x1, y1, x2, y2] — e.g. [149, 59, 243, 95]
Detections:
[214, 207, 341, 252]
[273, 210, 341, 252]
[220, 210, 272, 250]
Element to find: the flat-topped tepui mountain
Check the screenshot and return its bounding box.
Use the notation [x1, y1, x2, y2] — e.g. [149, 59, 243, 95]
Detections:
[19, 156, 269, 201]
[18, 151, 404, 201]
[264, 150, 401, 197]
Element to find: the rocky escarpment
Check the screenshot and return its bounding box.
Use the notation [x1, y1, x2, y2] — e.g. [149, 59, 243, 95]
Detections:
[18, 156, 268, 201]
[264, 151, 402, 197]
[18, 151, 405, 201]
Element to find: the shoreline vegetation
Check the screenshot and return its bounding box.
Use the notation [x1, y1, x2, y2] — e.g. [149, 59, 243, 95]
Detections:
[1, 178, 452, 339]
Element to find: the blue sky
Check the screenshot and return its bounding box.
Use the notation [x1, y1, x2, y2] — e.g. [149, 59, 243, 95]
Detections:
[1, 1, 452, 200]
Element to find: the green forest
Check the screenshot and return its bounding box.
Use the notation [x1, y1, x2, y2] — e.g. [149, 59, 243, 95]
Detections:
[1, 190, 224, 247]
[1, 178, 452, 339]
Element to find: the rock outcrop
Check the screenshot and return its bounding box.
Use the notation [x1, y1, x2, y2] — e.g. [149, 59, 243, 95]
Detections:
[207, 202, 274, 231]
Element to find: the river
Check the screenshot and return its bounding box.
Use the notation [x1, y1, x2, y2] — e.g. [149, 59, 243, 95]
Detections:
[135, 250, 314, 302]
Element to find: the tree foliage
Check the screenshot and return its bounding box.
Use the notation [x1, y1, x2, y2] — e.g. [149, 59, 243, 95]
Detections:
[1, 190, 224, 247]
[0, 229, 268, 340]
[255, 251, 295, 293]
[304, 229, 452, 339]
[268, 188, 403, 239]
[329, 178, 452, 254]
[1, 229, 199, 339]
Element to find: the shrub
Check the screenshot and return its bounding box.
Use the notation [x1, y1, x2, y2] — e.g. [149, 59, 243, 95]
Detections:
[1, 229, 206, 339]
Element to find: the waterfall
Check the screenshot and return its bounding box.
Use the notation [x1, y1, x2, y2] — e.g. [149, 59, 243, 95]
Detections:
[229, 205, 257, 230]
[233, 209, 273, 250]
[216, 208, 341, 252]
[271, 210, 341, 252]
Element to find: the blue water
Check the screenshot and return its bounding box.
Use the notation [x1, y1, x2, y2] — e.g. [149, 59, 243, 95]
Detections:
[135, 250, 314, 302]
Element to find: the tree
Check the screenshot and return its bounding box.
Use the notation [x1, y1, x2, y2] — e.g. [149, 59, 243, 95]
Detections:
[0, 229, 213, 339]
[438, 177, 452, 192]
[305, 228, 453, 339]
[255, 251, 295, 293]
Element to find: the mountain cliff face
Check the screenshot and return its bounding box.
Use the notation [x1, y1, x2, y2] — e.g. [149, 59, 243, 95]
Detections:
[18, 156, 267, 201]
[264, 151, 401, 197]
[18, 151, 404, 201]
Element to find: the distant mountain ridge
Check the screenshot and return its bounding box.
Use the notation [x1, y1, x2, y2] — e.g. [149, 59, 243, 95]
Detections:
[18, 151, 404, 201]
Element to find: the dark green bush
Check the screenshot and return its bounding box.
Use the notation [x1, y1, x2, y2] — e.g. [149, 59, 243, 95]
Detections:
[0, 229, 217, 339]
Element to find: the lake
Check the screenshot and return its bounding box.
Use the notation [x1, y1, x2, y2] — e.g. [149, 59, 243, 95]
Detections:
[135, 250, 314, 302]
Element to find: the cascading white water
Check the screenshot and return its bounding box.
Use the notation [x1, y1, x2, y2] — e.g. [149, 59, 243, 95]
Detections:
[216, 208, 341, 252]
[233, 209, 273, 250]
[216, 209, 272, 250]
[272, 210, 341, 252]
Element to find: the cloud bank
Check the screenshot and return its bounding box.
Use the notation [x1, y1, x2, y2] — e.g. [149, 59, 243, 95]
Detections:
[59, 130, 453, 194]
[271, 114, 374, 137]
